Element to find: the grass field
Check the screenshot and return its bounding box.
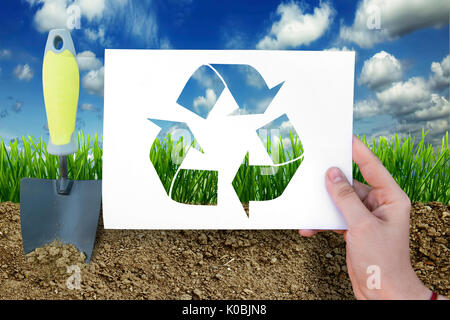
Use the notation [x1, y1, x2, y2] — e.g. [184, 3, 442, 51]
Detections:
[0, 133, 102, 203]
[1, 131, 448, 204]
[150, 134, 219, 204]
[150, 131, 304, 205]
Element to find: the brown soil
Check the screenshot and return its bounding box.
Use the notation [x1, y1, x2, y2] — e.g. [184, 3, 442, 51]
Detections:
[0, 201, 448, 300]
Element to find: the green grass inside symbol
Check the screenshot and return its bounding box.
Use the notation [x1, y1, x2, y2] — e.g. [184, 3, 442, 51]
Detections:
[149, 130, 305, 212]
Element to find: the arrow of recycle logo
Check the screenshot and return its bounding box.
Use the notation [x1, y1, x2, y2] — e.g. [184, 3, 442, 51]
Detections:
[149, 64, 304, 217]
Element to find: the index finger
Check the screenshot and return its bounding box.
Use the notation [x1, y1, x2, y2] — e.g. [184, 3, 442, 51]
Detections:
[352, 135, 401, 195]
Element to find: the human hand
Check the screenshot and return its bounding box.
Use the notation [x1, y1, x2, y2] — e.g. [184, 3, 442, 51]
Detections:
[299, 136, 434, 300]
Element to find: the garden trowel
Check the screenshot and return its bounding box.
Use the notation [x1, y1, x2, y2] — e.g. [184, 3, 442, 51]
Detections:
[20, 29, 102, 263]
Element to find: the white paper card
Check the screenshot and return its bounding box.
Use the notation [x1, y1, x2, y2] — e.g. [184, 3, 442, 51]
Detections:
[103, 50, 355, 229]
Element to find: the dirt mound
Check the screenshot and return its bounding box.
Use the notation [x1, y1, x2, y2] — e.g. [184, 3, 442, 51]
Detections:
[0, 201, 448, 300]
[410, 202, 450, 293]
[26, 240, 86, 279]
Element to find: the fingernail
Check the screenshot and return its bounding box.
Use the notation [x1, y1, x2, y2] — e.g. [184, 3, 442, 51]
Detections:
[328, 167, 343, 183]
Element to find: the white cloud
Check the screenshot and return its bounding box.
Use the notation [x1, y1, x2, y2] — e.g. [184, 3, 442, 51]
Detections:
[281, 137, 293, 149]
[160, 37, 172, 49]
[104, 0, 159, 48]
[358, 54, 450, 118]
[85, 27, 103, 41]
[394, 118, 449, 144]
[324, 46, 353, 52]
[256, 2, 334, 50]
[255, 97, 273, 113]
[376, 77, 431, 115]
[29, 0, 69, 32]
[222, 18, 251, 49]
[82, 66, 104, 96]
[27, 0, 168, 49]
[193, 89, 217, 113]
[429, 54, 450, 91]
[0, 49, 11, 59]
[76, 50, 102, 71]
[355, 53, 450, 145]
[192, 66, 216, 88]
[84, 27, 110, 46]
[225, 32, 247, 49]
[76, 51, 105, 96]
[358, 51, 403, 91]
[354, 99, 380, 119]
[279, 120, 295, 134]
[27, 0, 107, 32]
[407, 94, 449, 121]
[340, 0, 450, 48]
[422, 119, 448, 136]
[357, 77, 449, 122]
[76, 0, 105, 21]
[365, 116, 448, 147]
[14, 64, 34, 81]
[80, 103, 95, 111]
[245, 68, 265, 89]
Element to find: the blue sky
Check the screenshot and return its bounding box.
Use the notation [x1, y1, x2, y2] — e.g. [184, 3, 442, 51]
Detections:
[0, 0, 448, 147]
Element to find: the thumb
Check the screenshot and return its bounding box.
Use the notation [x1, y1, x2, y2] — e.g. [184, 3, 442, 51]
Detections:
[325, 167, 371, 228]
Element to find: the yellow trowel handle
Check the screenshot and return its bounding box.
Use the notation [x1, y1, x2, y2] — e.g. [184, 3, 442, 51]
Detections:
[43, 29, 79, 156]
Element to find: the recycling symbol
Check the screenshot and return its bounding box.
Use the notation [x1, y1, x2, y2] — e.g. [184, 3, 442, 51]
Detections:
[149, 64, 304, 217]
